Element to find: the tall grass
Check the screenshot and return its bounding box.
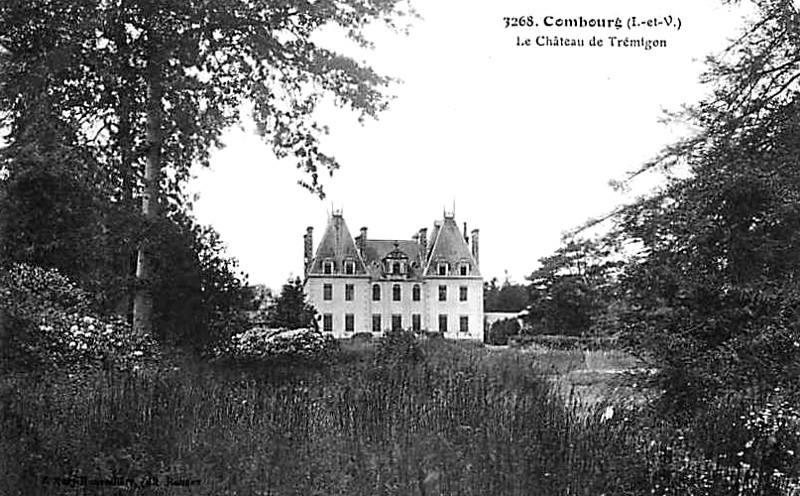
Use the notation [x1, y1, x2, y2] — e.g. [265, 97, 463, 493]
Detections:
[1, 340, 796, 495]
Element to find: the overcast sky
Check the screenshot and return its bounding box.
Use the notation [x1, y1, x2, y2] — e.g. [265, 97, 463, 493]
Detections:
[189, 0, 751, 291]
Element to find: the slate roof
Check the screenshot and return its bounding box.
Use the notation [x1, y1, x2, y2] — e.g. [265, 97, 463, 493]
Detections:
[362, 239, 425, 280]
[424, 216, 480, 277]
[308, 212, 479, 279]
[308, 213, 368, 275]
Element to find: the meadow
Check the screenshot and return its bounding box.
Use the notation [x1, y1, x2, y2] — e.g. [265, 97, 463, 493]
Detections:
[1, 336, 795, 495]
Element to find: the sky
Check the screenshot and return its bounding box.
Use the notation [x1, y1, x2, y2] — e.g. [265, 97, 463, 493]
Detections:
[189, 0, 751, 291]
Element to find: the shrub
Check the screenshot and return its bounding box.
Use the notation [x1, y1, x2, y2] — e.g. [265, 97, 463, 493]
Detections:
[512, 334, 620, 351]
[216, 327, 338, 365]
[486, 318, 521, 345]
[374, 329, 424, 366]
[0, 263, 159, 372]
[349, 332, 374, 343]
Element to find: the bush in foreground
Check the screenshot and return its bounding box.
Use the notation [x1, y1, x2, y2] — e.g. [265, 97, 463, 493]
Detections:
[0, 263, 159, 372]
[374, 329, 424, 366]
[214, 326, 338, 365]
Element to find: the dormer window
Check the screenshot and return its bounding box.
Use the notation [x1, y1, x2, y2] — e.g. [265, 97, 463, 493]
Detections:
[344, 260, 356, 275]
[323, 260, 334, 275]
[437, 262, 449, 276]
[459, 263, 470, 276]
[384, 242, 408, 277]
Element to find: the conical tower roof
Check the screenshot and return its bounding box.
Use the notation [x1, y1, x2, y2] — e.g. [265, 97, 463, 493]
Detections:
[308, 212, 368, 275]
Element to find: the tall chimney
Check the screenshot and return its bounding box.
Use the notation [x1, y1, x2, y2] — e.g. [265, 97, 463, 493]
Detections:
[358, 227, 368, 253]
[419, 228, 428, 257]
[463, 222, 468, 244]
[304, 227, 313, 275]
[470, 229, 479, 263]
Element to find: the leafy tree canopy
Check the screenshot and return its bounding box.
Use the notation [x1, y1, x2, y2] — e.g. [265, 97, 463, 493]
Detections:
[483, 277, 529, 313]
[0, 0, 415, 197]
[610, 0, 800, 418]
[524, 239, 621, 336]
[0, 0, 414, 334]
[266, 276, 317, 330]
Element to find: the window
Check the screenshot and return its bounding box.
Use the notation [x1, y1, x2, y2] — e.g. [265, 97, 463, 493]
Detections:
[345, 314, 355, 333]
[412, 284, 421, 301]
[438, 285, 447, 302]
[323, 314, 333, 333]
[437, 262, 448, 276]
[392, 262, 401, 275]
[392, 284, 401, 301]
[344, 260, 355, 275]
[460, 264, 469, 276]
[372, 314, 382, 332]
[345, 284, 354, 301]
[372, 284, 381, 301]
[459, 286, 468, 302]
[438, 314, 448, 333]
[412, 314, 421, 332]
[392, 314, 402, 331]
[323, 260, 334, 274]
[459, 315, 469, 333]
[323, 283, 332, 301]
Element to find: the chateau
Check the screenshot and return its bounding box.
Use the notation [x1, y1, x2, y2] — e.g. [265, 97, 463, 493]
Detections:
[303, 211, 484, 340]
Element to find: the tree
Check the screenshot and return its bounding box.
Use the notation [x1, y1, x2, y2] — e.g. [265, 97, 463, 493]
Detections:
[266, 277, 317, 330]
[149, 212, 252, 348]
[524, 239, 620, 336]
[0, 116, 133, 310]
[0, 0, 415, 334]
[606, 2, 800, 474]
[483, 277, 529, 312]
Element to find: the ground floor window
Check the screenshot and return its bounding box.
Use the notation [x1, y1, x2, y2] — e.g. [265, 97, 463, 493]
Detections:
[323, 313, 333, 333]
[345, 314, 354, 333]
[438, 314, 447, 333]
[459, 315, 469, 333]
[412, 314, 421, 332]
[391, 314, 402, 331]
[372, 314, 381, 333]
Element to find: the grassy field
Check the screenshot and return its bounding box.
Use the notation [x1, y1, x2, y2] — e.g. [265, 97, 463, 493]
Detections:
[1, 337, 793, 495]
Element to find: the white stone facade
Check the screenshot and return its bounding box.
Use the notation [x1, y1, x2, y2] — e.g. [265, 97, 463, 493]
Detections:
[303, 212, 484, 340]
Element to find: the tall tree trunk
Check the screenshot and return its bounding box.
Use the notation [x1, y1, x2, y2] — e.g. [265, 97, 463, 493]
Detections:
[111, 1, 137, 322]
[133, 60, 162, 335]
[115, 90, 136, 321]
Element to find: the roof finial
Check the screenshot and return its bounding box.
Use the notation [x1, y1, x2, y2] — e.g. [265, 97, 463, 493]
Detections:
[443, 199, 456, 220]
